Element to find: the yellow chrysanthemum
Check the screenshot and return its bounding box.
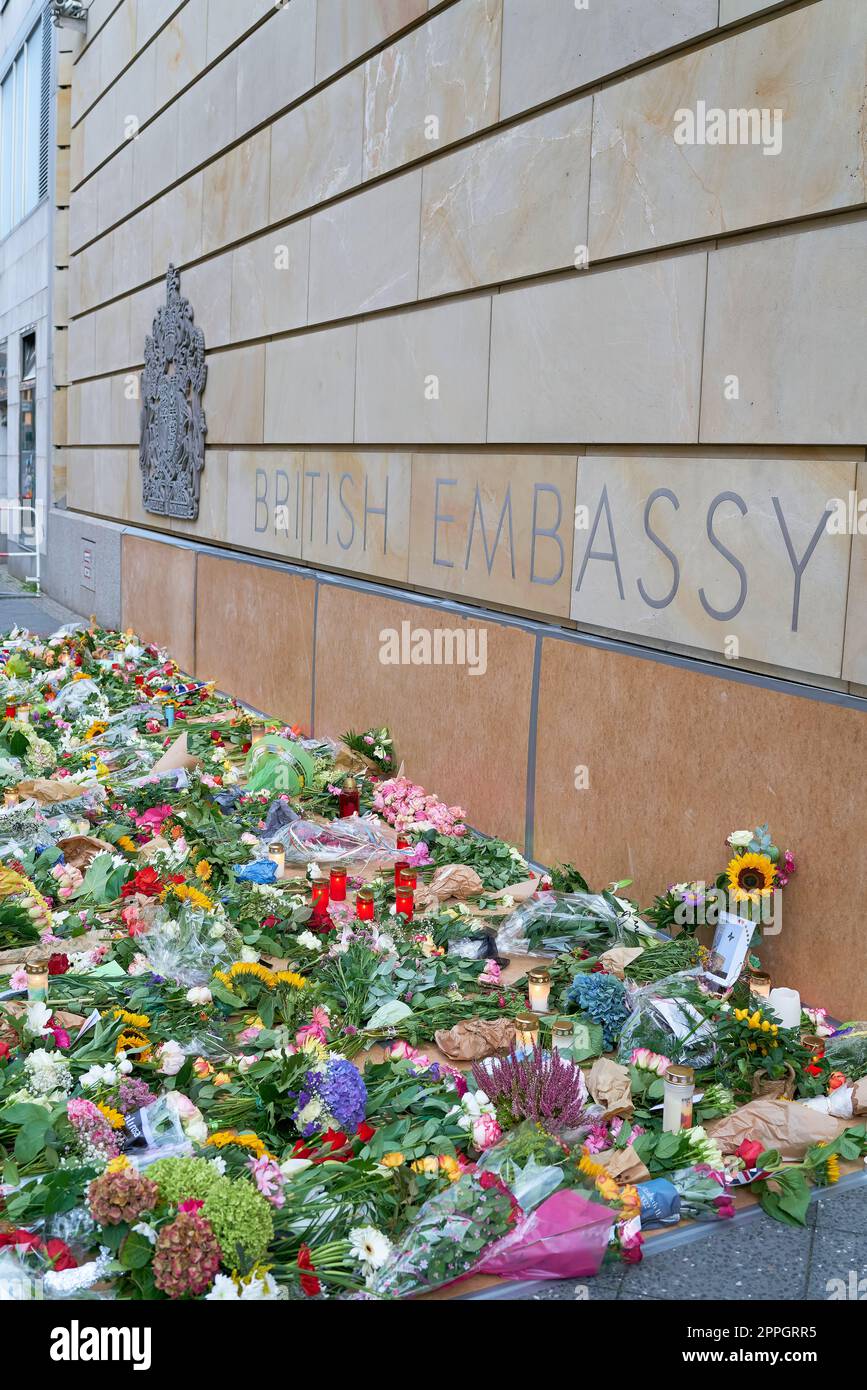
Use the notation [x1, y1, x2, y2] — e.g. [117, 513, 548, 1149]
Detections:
[162, 882, 214, 912]
[116, 835, 137, 853]
[726, 852, 776, 903]
[97, 1102, 126, 1131]
[195, 860, 212, 882]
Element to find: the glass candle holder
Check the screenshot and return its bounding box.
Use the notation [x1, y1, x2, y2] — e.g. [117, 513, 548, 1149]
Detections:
[338, 779, 360, 818]
[310, 881, 330, 913]
[527, 967, 551, 1014]
[551, 1019, 575, 1055]
[4, 704, 16, 720]
[165, 704, 176, 728]
[395, 887, 414, 920]
[396, 834, 410, 850]
[268, 843, 285, 878]
[355, 887, 375, 921]
[329, 867, 347, 901]
[395, 863, 417, 890]
[749, 971, 772, 998]
[662, 1064, 695, 1134]
[515, 1013, 540, 1050]
[26, 960, 49, 1002]
[768, 987, 801, 1029]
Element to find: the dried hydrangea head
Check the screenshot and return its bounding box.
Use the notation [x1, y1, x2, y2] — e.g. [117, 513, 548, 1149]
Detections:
[88, 1169, 160, 1227]
[152, 1211, 222, 1298]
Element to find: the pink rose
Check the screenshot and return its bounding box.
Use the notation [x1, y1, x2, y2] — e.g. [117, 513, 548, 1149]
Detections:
[472, 1113, 502, 1151]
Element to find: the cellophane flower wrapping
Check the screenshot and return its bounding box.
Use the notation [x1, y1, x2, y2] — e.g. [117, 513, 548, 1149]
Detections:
[367, 1172, 518, 1298]
[138, 903, 234, 987]
[616, 970, 716, 1068]
[472, 1189, 614, 1281]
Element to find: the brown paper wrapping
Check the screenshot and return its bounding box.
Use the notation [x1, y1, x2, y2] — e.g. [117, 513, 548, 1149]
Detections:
[707, 1099, 852, 1159]
[434, 1017, 516, 1061]
[57, 835, 115, 870]
[587, 1057, 633, 1118]
[13, 778, 83, 804]
[415, 865, 484, 911]
[152, 733, 199, 773]
[598, 945, 644, 979]
[594, 1145, 651, 1183]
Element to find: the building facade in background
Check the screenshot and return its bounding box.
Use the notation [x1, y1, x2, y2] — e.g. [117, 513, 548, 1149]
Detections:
[22, 0, 867, 1012]
[0, 0, 60, 581]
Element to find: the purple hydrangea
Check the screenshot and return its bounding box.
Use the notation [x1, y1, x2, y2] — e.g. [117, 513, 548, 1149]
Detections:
[318, 1058, 367, 1133]
[116, 1076, 158, 1114]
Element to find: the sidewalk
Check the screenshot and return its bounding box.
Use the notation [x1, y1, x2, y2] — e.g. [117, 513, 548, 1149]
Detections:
[507, 1180, 867, 1302]
[0, 570, 80, 638]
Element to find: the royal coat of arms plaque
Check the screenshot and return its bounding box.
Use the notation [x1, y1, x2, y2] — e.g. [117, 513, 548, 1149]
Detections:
[139, 265, 207, 521]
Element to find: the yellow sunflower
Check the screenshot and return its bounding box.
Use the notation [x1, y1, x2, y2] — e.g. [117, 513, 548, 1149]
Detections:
[726, 851, 776, 903]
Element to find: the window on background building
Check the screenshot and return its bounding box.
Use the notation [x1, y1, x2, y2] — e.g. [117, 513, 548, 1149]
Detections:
[0, 16, 49, 239]
[18, 331, 36, 539]
[0, 338, 6, 427]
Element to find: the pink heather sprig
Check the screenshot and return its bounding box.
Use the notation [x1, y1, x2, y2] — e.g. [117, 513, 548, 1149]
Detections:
[372, 777, 467, 837]
[471, 1046, 587, 1132]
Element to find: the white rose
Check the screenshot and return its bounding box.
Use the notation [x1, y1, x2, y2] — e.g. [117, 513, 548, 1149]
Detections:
[728, 830, 753, 848]
[157, 1040, 186, 1075]
[186, 986, 212, 1006]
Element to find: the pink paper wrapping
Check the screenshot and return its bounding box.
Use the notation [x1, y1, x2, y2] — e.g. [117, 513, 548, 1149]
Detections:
[472, 1190, 613, 1281]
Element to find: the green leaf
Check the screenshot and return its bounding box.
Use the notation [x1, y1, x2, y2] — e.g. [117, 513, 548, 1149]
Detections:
[14, 1124, 46, 1165]
[120, 1231, 154, 1270]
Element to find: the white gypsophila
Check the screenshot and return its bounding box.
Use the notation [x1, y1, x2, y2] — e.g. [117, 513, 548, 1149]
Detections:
[296, 931, 322, 952]
[24, 1049, 73, 1097]
[348, 1226, 393, 1271]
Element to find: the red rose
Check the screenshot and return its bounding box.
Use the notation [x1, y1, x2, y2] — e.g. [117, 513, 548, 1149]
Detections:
[262, 915, 278, 929]
[44, 1238, 77, 1271]
[736, 1138, 764, 1169]
[48, 953, 70, 976]
[356, 1122, 375, 1143]
[0, 1040, 10, 1062]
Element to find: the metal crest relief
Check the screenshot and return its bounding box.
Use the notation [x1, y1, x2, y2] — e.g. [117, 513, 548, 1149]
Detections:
[139, 265, 207, 521]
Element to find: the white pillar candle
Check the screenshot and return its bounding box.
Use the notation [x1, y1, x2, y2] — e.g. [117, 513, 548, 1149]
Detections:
[768, 987, 801, 1029]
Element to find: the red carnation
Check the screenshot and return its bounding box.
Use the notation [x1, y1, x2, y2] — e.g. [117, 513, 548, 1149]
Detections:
[120, 866, 164, 899]
[297, 1244, 320, 1297]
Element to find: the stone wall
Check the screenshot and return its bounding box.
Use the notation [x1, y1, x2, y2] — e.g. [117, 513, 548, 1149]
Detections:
[51, 0, 867, 1012]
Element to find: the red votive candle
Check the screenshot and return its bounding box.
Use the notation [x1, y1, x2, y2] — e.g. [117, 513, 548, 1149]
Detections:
[310, 881, 330, 912]
[395, 887, 414, 920]
[396, 834, 410, 850]
[338, 778, 360, 817]
[329, 867, 347, 901]
[355, 888, 375, 921]
[394, 861, 408, 887]
[5, 704, 16, 720]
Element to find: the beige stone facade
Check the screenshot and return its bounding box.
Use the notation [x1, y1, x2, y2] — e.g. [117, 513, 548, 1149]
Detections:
[44, 0, 867, 1011]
